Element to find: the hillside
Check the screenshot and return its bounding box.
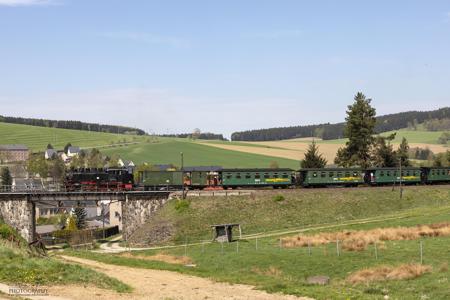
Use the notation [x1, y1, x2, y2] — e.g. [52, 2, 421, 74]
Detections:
[231, 107, 450, 141]
[0, 115, 146, 135]
[136, 186, 450, 243]
[102, 139, 299, 168]
[0, 122, 146, 151]
[0, 121, 299, 167]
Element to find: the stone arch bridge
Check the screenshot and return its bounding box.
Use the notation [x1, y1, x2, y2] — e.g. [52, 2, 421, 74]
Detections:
[0, 191, 170, 242]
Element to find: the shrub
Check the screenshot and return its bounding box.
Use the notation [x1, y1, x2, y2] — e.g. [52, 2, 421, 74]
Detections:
[174, 199, 190, 213]
[273, 194, 285, 202]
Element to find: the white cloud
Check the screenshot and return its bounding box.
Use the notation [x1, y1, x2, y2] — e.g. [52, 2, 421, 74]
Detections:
[0, 0, 57, 6]
[99, 31, 191, 49]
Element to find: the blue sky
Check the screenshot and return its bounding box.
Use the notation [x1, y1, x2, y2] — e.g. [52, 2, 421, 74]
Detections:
[0, 0, 449, 137]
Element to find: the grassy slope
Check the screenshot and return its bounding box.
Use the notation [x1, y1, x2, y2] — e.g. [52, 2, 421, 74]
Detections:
[0, 220, 130, 292]
[102, 140, 299, 168]
[152, 186, 450, 242]
[0, 122, 145, 151]
[68, 186, 450, 299]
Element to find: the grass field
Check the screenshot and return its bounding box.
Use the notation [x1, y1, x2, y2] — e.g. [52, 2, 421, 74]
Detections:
[0, 122, 146, 151]
[0, 122, 300, 167]
[102, 139, 300, 168]
[66, 186, 450, 299]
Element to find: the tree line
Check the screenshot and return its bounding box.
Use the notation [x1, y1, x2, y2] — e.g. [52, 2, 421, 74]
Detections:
[158, 132, 226, 140]
[0, 115, 146, 135]
[231, 107, 450, 141]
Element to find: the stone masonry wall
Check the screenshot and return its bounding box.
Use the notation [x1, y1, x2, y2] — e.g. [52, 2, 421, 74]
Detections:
[0, 196, 35, 242]
[121, 193, 170, 241]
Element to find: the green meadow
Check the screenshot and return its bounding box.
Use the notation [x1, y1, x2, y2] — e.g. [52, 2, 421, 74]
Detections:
[0, 122, 144, 151]
[102, 139, 299, 168]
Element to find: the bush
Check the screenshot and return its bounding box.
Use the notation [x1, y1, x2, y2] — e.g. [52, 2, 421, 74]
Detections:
[174, 199, 190, 213]
[273, 194, 285, 202]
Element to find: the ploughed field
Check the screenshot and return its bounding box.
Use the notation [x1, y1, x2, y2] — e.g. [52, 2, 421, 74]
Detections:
[199, 129, 449, 162]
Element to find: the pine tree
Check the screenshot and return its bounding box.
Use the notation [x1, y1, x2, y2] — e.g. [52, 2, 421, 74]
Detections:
[397, 137, 411, 167]
[301, 141, 327, 168]
[1, 167, 12, 191]
[335, 92, 377, 168]
[74, 208, 87, 229]
[372, 135, 396, 167]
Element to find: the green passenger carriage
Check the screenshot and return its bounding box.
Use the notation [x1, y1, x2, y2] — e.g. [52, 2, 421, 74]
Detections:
[221, 168, 293, 188]
[298, 168, 365, 187]
[366, 167, 422, 185]
[421, 167, 450, 184]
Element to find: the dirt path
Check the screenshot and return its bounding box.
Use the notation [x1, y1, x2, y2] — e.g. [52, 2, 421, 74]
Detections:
[56, 255, 312, 300]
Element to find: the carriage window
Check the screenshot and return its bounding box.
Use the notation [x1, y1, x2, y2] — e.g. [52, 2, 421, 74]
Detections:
[282, 174, 289, 178]
[380, 171, 384, 177]
[255, 173, 260, 179]
[345, 172, 350, 177]
[245, 173, 251, 179]
[320, 172, 326, 178]
[337, 172, 342, 177]
[264, 173, 269, 178]
[386, 171, 391, 176]
[406, 171, 410, 176]
[236, 173, 241, 179]
[273, 173, 279, 178]
[329, 172, 334, 177]
[431, 170, 435, 175]
[313, 172, 317, 177]
[226, 175, 232, 179]
[353, 172, 358, 176]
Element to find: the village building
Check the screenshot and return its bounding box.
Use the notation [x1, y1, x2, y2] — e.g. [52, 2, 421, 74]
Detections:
[0, 144, 29, 163]
[67, 146, 80, 157]
[44, 149, 57, 159]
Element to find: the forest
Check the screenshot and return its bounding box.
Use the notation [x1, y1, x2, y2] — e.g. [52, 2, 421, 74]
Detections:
[0, 115, 146, 135]
[231, 107, 450, 141]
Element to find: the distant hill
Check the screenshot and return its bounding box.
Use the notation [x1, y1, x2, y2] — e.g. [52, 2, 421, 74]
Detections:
[0, 115, 146, 136]
[231, 107, 450, 141]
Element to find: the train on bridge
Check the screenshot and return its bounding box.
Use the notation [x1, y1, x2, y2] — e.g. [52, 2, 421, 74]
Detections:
[64, 166, 450, 191]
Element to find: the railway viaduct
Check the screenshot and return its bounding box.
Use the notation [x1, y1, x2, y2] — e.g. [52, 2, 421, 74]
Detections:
[0, 191, 170, 242]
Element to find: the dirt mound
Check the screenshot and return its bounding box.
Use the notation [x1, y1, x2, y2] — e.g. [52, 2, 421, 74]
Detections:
[347, 263, 432, 284]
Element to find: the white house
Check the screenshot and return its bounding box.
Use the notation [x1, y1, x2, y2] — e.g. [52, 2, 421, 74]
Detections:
[44, 149, 57, 159]
[67, 146, 80, 157]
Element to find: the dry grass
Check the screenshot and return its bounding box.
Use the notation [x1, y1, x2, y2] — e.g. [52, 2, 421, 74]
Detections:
[119, 252, 193, 265]
[251, 266, 283, 278]
[347, 263, 432, 284]
[282, 223, 450, 251]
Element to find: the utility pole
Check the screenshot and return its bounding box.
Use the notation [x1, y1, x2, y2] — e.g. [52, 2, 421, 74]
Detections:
[399, 158, 403, 199]
[181, 152, 185, 199]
